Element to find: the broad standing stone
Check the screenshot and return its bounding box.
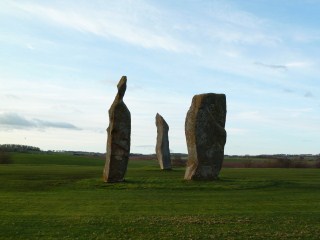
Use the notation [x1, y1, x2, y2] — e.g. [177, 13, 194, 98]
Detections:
[103, 76, 131, 182]
[155, 113, 171, 170]
[184, 93, 227, 180]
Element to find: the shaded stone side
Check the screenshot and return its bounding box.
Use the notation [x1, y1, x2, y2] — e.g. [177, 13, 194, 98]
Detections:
[184, 93, 227, 180]
[155, 113, 171, 170]
[103, 76, 131, 182]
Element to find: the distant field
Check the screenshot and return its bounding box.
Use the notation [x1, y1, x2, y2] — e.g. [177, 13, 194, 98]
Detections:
[0, 153, 319, 239]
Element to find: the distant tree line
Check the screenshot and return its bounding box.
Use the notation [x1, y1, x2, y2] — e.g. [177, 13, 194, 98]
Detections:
[0, 151, 12, 164]
[0, 144, 41, 153]
[223, 157, 320, 168]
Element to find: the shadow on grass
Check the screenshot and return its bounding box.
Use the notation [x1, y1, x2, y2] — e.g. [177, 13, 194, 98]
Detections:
[95, 176, 295, 192]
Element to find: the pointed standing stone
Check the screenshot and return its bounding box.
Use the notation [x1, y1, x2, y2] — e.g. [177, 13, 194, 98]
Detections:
[184, 93, 227, 180]
[155, 113, 171, 170]
[103, 76, 131, 182]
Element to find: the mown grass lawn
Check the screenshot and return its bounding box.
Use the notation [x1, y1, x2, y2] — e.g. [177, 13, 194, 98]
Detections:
[0, 153, 319, 239]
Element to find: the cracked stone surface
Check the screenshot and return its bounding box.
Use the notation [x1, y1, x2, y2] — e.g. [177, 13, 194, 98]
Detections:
[155, 113, 171, 170]
[103, 76, 131, 183]
[184, 93, 227, 180]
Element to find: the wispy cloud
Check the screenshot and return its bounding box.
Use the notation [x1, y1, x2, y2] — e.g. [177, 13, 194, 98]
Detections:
[304, 91, 314, 98]
[254, 60, 312, 72]
[284, 108, 313, 116]
[34, 119, 80, 130]
[232, 111, 265, 122]
[10, 1, 194, 53]
[0, 112, 34, 127]
[283, 88, 294, 93]
[0, 113, 81, 130]
[285, 61, 311, 68]
[292, 31, 320, 43]
[26, 43, 34, 50]
[6, 0, 316, 82]
[198, 2, 281, 46]
[135, 145, 154, 148]
[254, 61, 287, 71]
[4, 94, 20, 100]
[226, 128, 247, 135]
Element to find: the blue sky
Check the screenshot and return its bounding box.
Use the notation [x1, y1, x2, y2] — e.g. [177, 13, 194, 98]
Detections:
[0, 0, 319, 155]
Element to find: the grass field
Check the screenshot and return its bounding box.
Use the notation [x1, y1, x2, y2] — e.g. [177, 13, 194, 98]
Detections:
[0, 153, 320, 239]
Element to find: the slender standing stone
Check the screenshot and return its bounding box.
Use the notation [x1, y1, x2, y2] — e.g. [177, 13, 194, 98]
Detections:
[103, 76, 131, 182]
[155, 113, 171, 170]
[184, 93, 227, 180]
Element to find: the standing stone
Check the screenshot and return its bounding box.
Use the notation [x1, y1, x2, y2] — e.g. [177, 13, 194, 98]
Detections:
[184, 93, 227, 180]
[103, 76, 131, 183]
[155, 113, 171, 170]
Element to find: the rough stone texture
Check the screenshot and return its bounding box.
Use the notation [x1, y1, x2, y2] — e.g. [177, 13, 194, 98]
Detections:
[155, 113, 171, 170]
[103, 76, 131, 182]
[184, 93, 227, 180]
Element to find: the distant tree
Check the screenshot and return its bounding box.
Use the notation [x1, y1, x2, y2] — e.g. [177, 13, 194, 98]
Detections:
[0, 144, 41, 153]
[276, 158, 292, 168]
[171, 153, 187, 167]
[315, 159, 320, 168]
[243, 160, 253, 168]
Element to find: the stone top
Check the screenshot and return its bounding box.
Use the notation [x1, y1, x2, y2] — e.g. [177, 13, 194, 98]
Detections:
[190, 93, 226, 128]
[116, 76, 127, 101]
[156, 113, 169, 130]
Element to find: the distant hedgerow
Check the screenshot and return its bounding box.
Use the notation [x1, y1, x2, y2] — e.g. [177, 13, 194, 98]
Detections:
[0, 151, 12, 164]
[0, 144, 40, 153]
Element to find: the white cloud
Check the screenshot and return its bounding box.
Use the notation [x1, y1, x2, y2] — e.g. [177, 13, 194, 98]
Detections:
[226, 127, 247, 135]
[304, 91, 314, 98]
[0, 128, 106, 152]
[10, 1, 195, 53]
[26, 43, 34, 50]
[231, 111, 265, 122]
[292, 30, 320, 43]
[0, 112, 81, 130]
[285, 61, 312, 68]
[284, 108, 313, 117]
[254, 62, 287, 71]
[195, 2, 281, 46]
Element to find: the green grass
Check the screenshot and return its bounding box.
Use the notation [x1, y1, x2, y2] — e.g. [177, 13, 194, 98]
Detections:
[10, 152, 104, 166]
[0, 153, 319, 239]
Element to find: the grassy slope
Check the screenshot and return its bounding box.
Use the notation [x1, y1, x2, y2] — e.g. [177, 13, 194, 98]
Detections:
[0, 153, 319, 239]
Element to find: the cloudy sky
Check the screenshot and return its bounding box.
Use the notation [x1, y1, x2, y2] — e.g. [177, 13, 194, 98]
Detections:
[0, 0, 319, 155]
